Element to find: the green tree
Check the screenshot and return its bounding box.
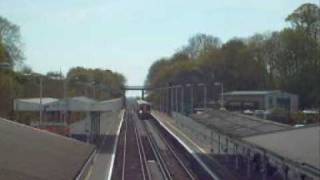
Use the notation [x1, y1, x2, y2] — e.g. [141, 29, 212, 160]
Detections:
[146, 3, 320, 109]
[67, 67, 126, 100]
[0, 42, 9, 63]
[145, 58, 169, 87]
[0, 16, 24, 66]
[0, 16, 24, 118]
[181, 33, 221, 59]
[274, 29, 320, 107]
[286, 3, 320, 40]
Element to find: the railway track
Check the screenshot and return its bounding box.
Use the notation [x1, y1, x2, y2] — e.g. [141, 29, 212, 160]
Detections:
[111, 109, 214, 180]
[111, 111, 148, 180]
[143, 119, 196, 180]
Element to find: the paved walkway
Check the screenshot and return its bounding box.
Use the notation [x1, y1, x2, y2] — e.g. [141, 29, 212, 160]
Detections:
[151, 111, 238, 180]
[88, 110, 124, 180]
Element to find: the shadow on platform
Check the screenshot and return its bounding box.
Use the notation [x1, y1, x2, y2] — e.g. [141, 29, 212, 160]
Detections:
[71, 134, 117, 155]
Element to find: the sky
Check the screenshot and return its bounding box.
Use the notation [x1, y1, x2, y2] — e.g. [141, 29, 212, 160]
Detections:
[0, 0, 318, 95]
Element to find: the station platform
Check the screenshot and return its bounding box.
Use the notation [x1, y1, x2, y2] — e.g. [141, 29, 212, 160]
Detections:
[151, 110, 320, 180]
[151, 111, 238, 180]
[88, 109, 306, 180]
[152, 111, 210, 153]
[87, 110, 124, 180]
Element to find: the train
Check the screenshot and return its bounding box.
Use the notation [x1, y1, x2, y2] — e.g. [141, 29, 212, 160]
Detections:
[136, 99, 151, 120]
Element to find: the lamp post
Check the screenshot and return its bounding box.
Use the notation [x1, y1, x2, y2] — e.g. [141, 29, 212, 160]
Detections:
[214, 82, 224, 110]
[159, 88, 162, 112]
[175, 86, 178, 112]
[63, 76, 68, 125]
[62, 76, 80, 125]
[167, 86, 170, 114]
[161, 87, 164, 112]
[186, 84, 193, 114]
[161, 87, 165, 113]
[39, 77, 43, 126]
[180, 85, 184, 114]
[23, 73, 44, 126]
[198, 83, 207, 109]
[171, 86, 174, 113]
[174, 85, 183, 113]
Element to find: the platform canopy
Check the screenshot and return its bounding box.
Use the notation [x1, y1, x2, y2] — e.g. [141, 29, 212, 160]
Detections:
[191, 109, 290, 138]
[14, 97, 59, 111]
[244, 125, 320, 176]
[0, 117, 95, 180]
[14, 96, 122, 112]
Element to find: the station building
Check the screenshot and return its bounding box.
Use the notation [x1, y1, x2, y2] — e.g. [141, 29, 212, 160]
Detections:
[223, 90, 299, 112]
[13, 96, 123, 143]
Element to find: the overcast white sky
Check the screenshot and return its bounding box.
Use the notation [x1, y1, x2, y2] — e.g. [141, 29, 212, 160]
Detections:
[0, 0, 318, 96]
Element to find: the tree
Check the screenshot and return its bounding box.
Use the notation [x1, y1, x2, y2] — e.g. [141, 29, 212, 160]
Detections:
[0, 42, 9, 63]
[181, 33, 221, 59]
[286, 3, 320, 40]
[0, 16, 24, 118]
[145, 58, 170, 87]
[146, 3, 320, 109]
[67, 67, 126, 99]
[219, 39, 266, 90]
[273, 28, 320, 107]
[0, 16, 24, 66]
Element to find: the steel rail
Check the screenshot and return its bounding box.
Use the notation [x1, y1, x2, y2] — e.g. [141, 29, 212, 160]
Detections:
[142, 120, 172, 180]
[121, 117, 128, 180]
[134, 121, 152, 180]
[150, 119, 196, 180]
[134, 123, 149, 180]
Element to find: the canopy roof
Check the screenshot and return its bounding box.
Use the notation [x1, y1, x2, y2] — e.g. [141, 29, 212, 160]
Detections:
[223, 90, 297, 97]
[244, 125, 320, 174]
[192, 109, 290, 138]
[0, 118, 95, 180]
[14, 97, 122, 112]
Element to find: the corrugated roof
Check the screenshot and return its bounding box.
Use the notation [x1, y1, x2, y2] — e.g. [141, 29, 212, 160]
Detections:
[191, 110, 290, 138]
[16, 97, 59, 105]
[224, 90, 280, 96]
[0, 118, 95, 180]
[100, 97, 122, 103]
[71, 96, 96, 104]
[244, 125, 320, 171]
[15, 97, 122, 112]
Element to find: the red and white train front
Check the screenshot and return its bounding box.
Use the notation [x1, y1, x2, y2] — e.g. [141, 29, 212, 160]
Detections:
[136, 100, 151, 120]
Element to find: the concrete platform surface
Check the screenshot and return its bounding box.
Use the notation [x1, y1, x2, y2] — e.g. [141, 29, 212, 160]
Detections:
[151, 111, 237, 180]
[88, 110, 124, 180]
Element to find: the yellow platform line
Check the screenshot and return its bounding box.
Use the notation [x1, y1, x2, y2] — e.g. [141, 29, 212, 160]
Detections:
[163, 116, 207, 154]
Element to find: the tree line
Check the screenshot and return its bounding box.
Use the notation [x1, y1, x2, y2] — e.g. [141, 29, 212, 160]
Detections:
[0, 17, 126, 119]
[146, 3, 320, 109]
